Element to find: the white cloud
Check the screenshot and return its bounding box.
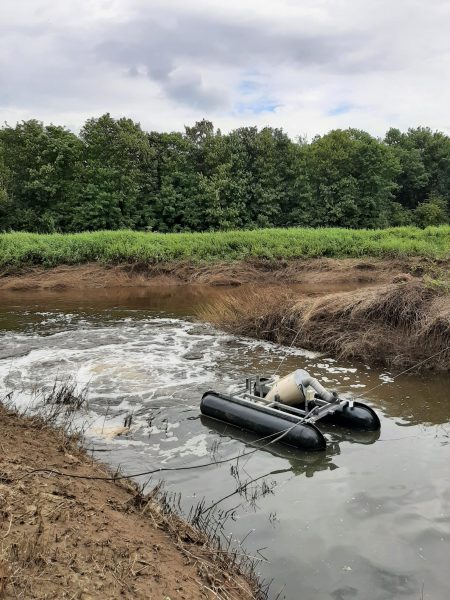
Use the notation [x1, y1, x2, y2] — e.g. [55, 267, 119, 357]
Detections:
[0, 0, 449, 137]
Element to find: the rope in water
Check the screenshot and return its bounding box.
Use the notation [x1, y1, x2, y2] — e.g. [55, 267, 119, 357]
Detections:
[11, 418, 307, 483]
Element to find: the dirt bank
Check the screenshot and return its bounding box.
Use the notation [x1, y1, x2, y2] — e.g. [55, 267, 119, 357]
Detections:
[0, 405, 262, 600]
[201, 280, 450, 371]
[1, 257, 448, 370]
[0, 256, 437, 291]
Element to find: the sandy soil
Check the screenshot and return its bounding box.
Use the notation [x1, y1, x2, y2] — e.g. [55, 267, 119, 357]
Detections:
[0, 257, 431, 291]
[0, 405, 260, 600]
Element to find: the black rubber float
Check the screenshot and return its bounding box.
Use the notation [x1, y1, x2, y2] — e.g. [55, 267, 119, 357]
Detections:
[317, 400, 381, 431]
[200, 391, 327, 451]
[279, 400, 381, 431]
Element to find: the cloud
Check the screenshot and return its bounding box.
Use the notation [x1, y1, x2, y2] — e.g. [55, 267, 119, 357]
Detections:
[163, 69, 229, 111]
[0, 0, 449, 137]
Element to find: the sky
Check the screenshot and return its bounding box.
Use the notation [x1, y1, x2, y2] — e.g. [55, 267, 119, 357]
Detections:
[1, 0, 450, 138]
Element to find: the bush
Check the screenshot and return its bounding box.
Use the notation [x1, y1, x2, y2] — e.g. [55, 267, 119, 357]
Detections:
[414, 196, 449, 227]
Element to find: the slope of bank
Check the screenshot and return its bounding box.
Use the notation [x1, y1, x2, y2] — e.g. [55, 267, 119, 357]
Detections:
[0, 404, 262, 600]
[201, 280, 450, 371]
[0, 256, 443, 290]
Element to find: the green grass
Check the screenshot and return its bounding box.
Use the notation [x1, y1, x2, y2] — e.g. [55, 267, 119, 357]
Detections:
[0, 226, 449, 270]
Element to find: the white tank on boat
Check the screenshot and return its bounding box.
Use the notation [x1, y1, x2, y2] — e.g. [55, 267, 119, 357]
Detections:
[264, 371, 306, 404]
[264, 369, 337, 405]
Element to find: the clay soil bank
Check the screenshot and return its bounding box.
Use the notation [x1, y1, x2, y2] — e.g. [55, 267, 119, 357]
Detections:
[0, 405, 261, 600]
[0, 256, 439, 291]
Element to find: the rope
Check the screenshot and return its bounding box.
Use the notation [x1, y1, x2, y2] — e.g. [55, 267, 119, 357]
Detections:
[273, 328, 302, 376]
[11, 418, 308, 483]
[352, 344, 450, 403]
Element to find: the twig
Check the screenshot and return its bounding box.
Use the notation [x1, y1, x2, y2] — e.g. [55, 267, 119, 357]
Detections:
[2, 514, 13, 538]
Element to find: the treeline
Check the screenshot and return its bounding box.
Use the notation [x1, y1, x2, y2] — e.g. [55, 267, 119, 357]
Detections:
[0, 115, 449, 233]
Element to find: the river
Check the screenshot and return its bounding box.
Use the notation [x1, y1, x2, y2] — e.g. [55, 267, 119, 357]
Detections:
[0, 286, 449, 600]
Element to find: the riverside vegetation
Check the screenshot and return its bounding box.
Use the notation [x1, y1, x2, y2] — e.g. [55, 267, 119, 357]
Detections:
[0, 226, 449, 270]
[1, 116, 450, 234]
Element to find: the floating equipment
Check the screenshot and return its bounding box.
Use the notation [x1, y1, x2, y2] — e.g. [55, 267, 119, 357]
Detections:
[200, 369, 380, 451]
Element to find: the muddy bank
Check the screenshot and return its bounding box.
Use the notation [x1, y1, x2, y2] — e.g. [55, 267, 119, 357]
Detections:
[1, 257, 448, 371]
[201, 280, 450, 371]
[0, 257, 435, 290]
[0, 405, 262, 600]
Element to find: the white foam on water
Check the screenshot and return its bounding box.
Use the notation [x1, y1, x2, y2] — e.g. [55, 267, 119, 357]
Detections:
[379, 372, 395, 383]
[1, 314, 310, 459]
[316, 363, 358, 374]
[0, 311, 369, 462]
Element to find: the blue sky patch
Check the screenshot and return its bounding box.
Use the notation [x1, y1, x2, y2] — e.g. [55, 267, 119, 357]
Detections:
[328, 103, 354, 116]
[234, 97, 280, 115]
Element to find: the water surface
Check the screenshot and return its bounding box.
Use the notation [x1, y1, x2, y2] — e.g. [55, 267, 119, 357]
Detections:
[0, 286, 449, 600]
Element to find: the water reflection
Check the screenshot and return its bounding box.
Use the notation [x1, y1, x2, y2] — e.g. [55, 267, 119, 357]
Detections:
[201, 416, 381, 477]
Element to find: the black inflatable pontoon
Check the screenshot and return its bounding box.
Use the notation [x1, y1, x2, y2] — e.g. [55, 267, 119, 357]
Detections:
[200, 369, 380, 451]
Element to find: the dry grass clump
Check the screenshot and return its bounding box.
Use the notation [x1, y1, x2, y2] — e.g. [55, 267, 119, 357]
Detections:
[201, 281, 450, 369]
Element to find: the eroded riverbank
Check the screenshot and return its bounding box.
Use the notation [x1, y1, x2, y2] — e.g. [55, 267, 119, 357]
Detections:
[0, 256, 433, 290]
[1, 257, 448, 370]
[0, 403, 262, 600]
[202, 280, 450, 371]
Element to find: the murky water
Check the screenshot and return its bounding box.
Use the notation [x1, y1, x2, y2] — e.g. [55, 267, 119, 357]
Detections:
[0, 287, 449, 600]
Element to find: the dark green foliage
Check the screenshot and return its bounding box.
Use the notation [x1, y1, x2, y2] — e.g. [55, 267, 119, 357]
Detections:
[0, 116, 449, 233]
[306, 129, 401, 228]
[414, 195, 449, 226]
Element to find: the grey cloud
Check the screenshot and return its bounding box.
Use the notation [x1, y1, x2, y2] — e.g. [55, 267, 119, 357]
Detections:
[96, 11, 372, 75]
[93, 9, 373, 109]
[164, 71, 229, 110]
[0, 1, 432, 114]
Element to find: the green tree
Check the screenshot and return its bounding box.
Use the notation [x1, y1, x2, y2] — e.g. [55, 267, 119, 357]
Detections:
[414, 195, 448, 227]
[1, 115, 450, 233]
[73, 114, 157, 230]
[384, 128, 429, 210]
[386, 127, 450, 215]
[0, 120, 82, 231]
[0, 142, 11, 229]
[307, 129, 400, 228]
[148, 131, 201, 231]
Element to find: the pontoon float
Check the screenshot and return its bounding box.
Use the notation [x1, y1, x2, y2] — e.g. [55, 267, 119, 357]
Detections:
[200, 369, 380, 451]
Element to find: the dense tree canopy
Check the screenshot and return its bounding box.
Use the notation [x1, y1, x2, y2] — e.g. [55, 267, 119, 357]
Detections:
[0, 115, 449, 232]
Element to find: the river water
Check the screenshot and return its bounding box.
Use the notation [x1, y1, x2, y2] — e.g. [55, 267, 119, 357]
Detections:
[0, 286, 449, 600]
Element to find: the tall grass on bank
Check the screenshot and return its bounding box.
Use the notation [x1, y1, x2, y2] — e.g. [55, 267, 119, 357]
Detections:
[0, 226, 449, 270]
[200, 280, 450, 370]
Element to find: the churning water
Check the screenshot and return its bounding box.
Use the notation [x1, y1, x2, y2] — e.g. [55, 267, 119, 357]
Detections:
[0, 287, 449, 600]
